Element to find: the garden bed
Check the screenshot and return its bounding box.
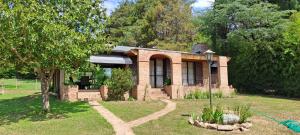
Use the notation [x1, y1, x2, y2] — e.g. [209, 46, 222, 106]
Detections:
[188, 104, 252, 132]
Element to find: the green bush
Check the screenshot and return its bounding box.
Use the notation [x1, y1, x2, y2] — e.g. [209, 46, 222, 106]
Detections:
[233, 104, 252, 123]
[201, 107, 214, 123]
[127, 96, 136, 101]
[213, 105, 223, 124]
[184, 91, 225, 99]
[105, 68, 134, 101]
[163, 78, 171, 86]
[91, 67, 107, 89]
[213, 91, 223, 98]
[201, 105, 224, 124]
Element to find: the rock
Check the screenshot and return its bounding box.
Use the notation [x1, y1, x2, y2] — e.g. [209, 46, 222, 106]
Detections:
[188, 117, 194, 125]
[240, 127, 250, 132]
[217, 125, 234, 131]
[194, 120, 202, 127]
[223, 114, 240, 125]
[233, 124, 240, 130]
[241, 122, 252, 129]
[207, 123, 218, 129]
[199, 122, 207, 128]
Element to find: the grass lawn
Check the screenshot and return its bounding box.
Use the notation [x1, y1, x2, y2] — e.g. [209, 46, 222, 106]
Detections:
[0, 79, 40, 91]
[0, 92, 114, 135]
[100, 100, 166, 122]
[133, 95, 300, 135]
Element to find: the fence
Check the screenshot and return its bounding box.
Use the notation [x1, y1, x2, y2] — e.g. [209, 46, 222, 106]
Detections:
[0, 78, 41, 91]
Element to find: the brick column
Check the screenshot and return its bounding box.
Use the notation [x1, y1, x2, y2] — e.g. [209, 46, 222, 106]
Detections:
[133, 50, 151, 100]
[171, 63, 182, 85]
[168, 62, 183, 99]
[202, 61, 209, 89]
[217, 56, 229, 89]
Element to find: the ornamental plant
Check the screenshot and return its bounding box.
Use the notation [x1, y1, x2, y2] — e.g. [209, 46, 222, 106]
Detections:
[105, 68, 134, 100]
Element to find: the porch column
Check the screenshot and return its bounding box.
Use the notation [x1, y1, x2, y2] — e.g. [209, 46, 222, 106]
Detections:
[133, 50, 151, 100]
[217, 56, 229, 89]
[168, 61, 184, 99]
[202, 61, 209, 89]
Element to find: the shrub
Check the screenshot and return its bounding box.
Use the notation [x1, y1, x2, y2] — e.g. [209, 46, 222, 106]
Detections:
[105, 68, 134, 101]
[127, 96, 135, 101]
[213, 91, 223, 98]
[91, 67, 107, 89]
[201, 106, 214, 123]
[163, 78, 171, 86]
[201, 105, 224, 124]
[213, 105, 223, 124]
[233, 104, 252, 123]
[184, 91, 224, 99]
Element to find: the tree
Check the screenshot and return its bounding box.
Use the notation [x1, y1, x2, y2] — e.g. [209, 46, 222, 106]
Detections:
[281, 12, 300, 97]
[267, 0, 300, 10]
[107, 0, 196, 51]
[197, 0, 300, 97]
[0, 0, 108, 112]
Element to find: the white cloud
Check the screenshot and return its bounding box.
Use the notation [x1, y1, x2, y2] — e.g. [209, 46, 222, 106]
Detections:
[191, 0, 215, 8]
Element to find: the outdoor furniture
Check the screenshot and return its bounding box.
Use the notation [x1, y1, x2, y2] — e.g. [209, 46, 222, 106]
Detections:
[79, 76, 91, 89]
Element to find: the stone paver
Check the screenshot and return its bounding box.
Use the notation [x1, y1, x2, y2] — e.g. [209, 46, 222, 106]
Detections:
[89, 99, 176, 135]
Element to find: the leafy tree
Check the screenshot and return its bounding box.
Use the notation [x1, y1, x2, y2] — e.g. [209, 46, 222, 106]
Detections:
[281, 12, 300, 97]
[197, 0, 300, 97]
[0, 0, 108, 112]
[107, 0, 196, 51]
[267, 0, 300, 10]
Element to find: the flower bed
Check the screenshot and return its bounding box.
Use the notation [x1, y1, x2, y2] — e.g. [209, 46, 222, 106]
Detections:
[188, 105, 252, 132]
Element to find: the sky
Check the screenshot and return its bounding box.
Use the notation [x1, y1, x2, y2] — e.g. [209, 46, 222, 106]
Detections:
[103, 0, 215, 15]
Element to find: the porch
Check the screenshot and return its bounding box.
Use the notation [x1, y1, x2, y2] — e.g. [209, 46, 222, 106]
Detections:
[56, 46, 233, 101]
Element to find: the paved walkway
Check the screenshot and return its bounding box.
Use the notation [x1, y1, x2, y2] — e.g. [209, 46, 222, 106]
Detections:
[127, 99, 176, 127]
[89, 101, 134, 135]
[89, 99, 176, 135]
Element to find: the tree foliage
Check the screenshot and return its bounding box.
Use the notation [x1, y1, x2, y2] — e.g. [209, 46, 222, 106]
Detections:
[0, 0, 109, 112]
[107, 0, 196, 51]
[198, 0, 300, 97]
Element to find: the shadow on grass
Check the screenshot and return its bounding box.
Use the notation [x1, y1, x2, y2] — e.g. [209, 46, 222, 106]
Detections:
[0, 93, 89, 126]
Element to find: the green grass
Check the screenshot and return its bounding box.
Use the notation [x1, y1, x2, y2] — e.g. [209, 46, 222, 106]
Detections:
[0, 93, 114, 135]
[100, 100, 166, 122]
[133, 95, 300, 135]
[0, 79, 40, 91]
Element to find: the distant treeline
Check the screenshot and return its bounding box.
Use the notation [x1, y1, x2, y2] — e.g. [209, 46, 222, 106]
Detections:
[0, 68, 37, 79]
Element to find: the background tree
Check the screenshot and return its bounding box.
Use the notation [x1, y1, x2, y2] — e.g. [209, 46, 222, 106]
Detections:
[197, 0, 300, 97]
[0, 0, 108, 112]
[107, 0, 196, 51]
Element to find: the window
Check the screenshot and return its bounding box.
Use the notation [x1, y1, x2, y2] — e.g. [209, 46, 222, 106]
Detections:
[182, 61, 197, 85]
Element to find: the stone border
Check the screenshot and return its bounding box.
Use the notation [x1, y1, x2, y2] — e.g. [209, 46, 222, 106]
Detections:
[188, 117, 252, 132]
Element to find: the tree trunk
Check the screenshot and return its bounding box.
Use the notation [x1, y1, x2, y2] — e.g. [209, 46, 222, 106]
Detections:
[40, 73, 50, 113]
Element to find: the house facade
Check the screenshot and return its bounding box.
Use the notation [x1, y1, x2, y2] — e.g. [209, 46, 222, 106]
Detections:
[56, 45, 234, 101]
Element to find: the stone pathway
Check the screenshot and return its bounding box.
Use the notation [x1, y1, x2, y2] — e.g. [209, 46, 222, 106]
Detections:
[127, 99, 176, 127]
[89, 99, 176, 135]
[89, 101, 134, 135]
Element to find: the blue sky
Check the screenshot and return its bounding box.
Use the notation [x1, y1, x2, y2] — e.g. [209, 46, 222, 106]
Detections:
[103, 0, 215, 15]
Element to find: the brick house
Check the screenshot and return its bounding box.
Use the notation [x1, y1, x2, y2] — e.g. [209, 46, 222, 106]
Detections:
[55, 45, 233, 101]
